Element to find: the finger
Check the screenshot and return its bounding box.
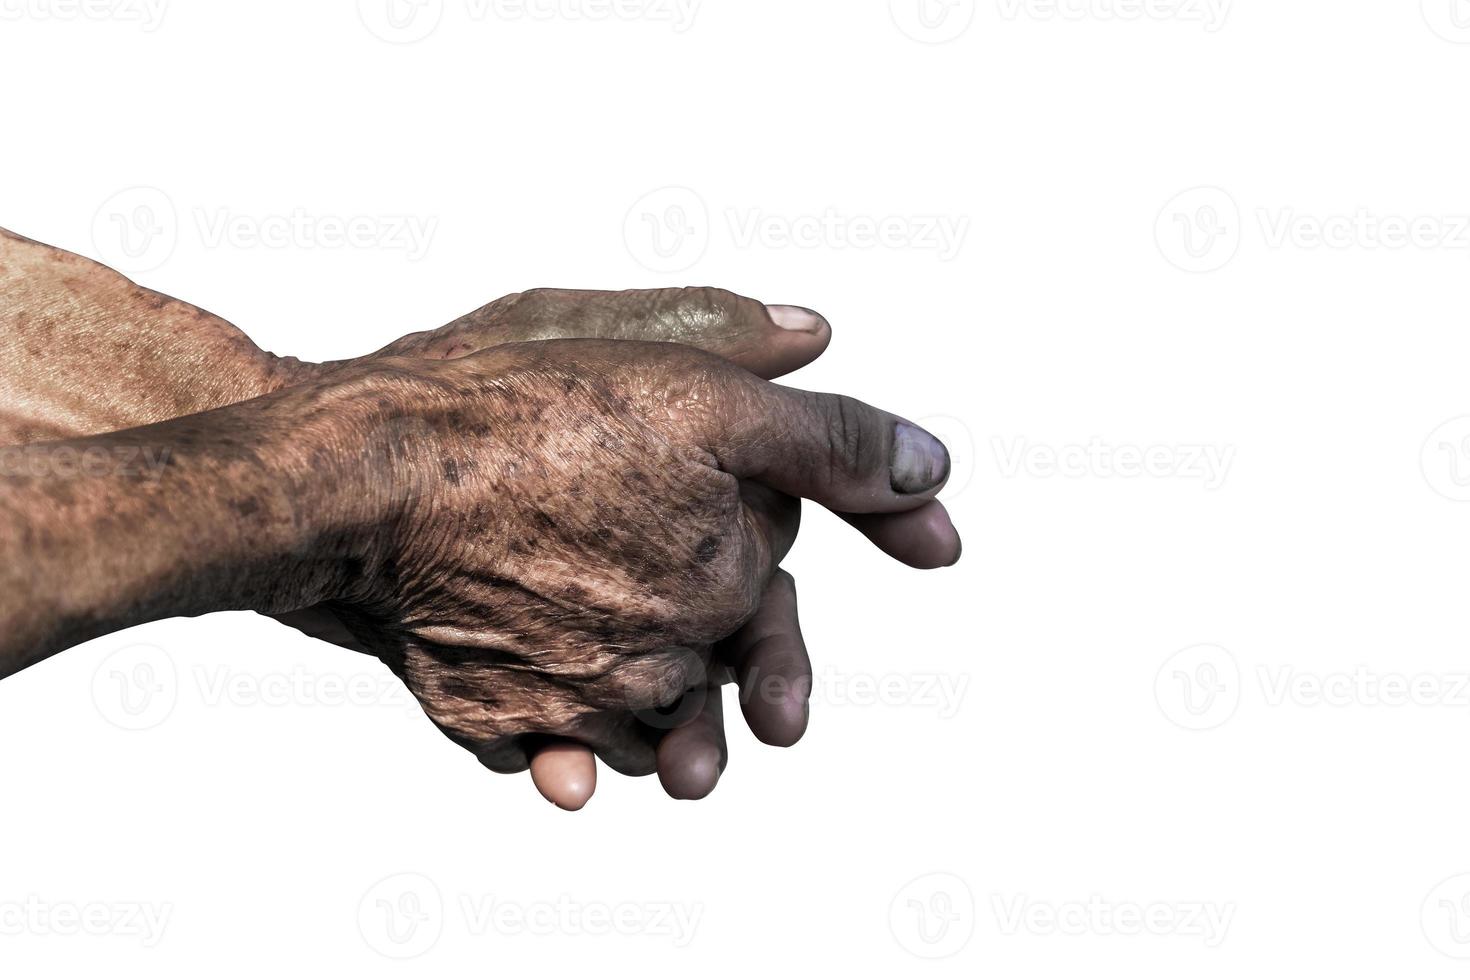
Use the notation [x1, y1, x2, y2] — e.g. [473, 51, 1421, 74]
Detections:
[410, 287, 832, 381]
[840, 500, 963, 569]
[656, 684, 728, 800]
[709, 380, 952, 515]
[721, 570, 811, 747]
[495, 287, 832, 381]
[739, 481, 800, 570]
[528, 739, 598, 811]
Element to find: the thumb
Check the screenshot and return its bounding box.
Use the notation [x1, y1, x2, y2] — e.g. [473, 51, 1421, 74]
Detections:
[706, 379, 951, 515]
[393, 286, 832, 381]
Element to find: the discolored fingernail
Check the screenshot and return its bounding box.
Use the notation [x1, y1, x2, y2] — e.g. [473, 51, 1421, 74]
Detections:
[891, 422, 951, 494]
[766, 304, 828, 333]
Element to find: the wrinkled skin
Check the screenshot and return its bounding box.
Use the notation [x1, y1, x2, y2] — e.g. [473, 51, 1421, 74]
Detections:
[316, 342, 808, 776]
[86, 340, 953, 783]
[0, 227, 962, 806]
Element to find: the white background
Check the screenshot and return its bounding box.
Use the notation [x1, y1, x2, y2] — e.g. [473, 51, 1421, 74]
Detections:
[3, 0, 1470, 975]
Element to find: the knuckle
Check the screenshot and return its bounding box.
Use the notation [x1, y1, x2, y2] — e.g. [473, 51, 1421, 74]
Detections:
[513, 286, 555, 307]
[501, 287, 567, 324]
[671, 285, 741, 322]
[615, 647, 700, 709]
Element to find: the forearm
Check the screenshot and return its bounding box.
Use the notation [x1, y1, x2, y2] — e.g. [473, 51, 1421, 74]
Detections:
[0, 228, 302, 444]
[0, 388, 373, 678]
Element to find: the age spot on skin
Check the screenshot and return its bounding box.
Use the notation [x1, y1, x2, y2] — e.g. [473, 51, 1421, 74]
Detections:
[694, 535, 720, 564]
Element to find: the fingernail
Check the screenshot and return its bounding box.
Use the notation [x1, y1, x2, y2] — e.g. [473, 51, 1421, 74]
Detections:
[891, 422, 950, 494]
[766, 304, 827, 333]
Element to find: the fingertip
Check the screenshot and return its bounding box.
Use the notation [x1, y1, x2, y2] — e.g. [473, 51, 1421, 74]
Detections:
[841, 500, 961, 570]
[529, 741, 597, 810]
[742, 304, 831, 379]
[744, 694, 809, 748]
[657, 737, 724, 800]
[737, 637, 812, 748]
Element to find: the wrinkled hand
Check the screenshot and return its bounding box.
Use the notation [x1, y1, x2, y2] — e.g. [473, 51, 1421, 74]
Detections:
[5, 227, 941, 805]
[294, 340, 958, 792]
